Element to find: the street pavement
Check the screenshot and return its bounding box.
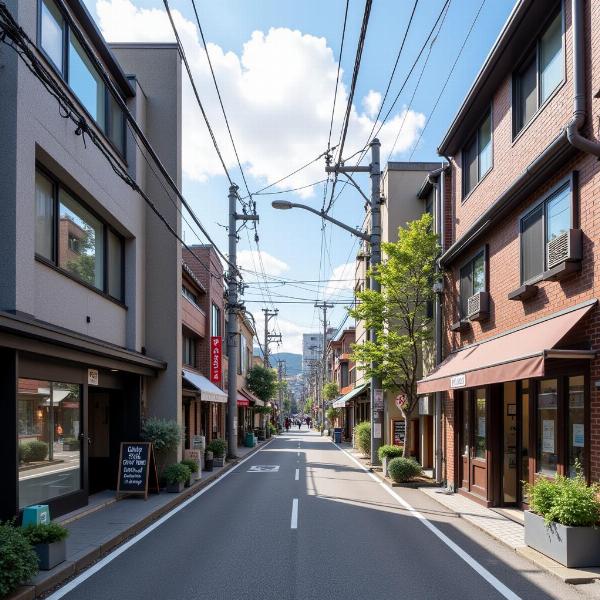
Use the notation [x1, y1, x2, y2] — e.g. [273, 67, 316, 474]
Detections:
[49, 428, 599, 600]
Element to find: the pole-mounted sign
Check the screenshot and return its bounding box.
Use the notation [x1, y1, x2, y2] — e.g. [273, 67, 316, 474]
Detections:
[210, 336, 222, 383]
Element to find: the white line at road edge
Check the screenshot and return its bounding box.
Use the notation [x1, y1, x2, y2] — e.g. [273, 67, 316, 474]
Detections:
[295, 468, 299, 481]
[290, 498, 298, 529]
[47, 439, 274, 600]
[334, 442, 522, 600]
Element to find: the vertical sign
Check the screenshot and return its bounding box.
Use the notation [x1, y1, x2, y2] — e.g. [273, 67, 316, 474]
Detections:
[211, 336, 222, 383]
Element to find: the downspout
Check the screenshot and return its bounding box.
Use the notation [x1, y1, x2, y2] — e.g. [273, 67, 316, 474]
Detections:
[565, 0, 600, 157]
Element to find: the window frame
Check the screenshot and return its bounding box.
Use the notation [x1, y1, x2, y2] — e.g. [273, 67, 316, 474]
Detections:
[512, 4, 565, 139]
[35, 163, 126, 304]
[36, 0, 127, 159]
[211, 304, 222, 338]
[182, 333, 196, 368]
[458, 246, 487, 320]
[461, 107, 493, 200]
[518, 173, 576, 285]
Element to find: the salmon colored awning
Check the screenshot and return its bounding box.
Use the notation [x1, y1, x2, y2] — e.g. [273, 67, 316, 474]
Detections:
[417, 302, 596, 395]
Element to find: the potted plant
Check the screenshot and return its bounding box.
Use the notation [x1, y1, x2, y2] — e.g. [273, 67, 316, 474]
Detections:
[163, 464, 190, 493]
[22, 522, 69, 570]
[387, 457, 422, 484]
[523, 465, 600, 567]
[141, 417, 182, 478]
[378, 444, 405, 477]
[354, 422, 371, 458]
[62, 437, 80, 451]
[181, 459, 200, 483]
[0, 521, 38, 596]
[207, 439, 227, 467]
[204, 450, 214, 472]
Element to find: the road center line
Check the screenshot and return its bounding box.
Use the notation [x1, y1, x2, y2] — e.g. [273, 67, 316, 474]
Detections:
[295, 468, 299, 481]
[290, 498, 298, 529]
[334, 442, 522, 600]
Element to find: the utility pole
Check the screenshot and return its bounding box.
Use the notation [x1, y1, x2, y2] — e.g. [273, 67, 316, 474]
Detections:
[227, 184, 258, 459]
[325, 138, 382, 464]
[277, 359, 285, 427]
[315, 302, 333, 436]
[262, 309, 281, 367]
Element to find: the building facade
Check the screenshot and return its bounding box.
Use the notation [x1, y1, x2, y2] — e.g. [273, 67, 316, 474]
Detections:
[418, 0, 600, 508]
[0, 0, 182, 519]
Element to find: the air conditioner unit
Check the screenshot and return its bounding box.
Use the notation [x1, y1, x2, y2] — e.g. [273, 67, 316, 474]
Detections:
[546, 229, 582, 269]
[467, 291, 489, 321]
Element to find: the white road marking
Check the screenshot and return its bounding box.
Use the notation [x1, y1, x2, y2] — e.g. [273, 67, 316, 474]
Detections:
[290, 498, 298, 529]
[295, 468, 299, 481]
[247, 465, 280, 472]
[297, 452, 300, 457]
[46, 439, 274, 600]
[334, 442, 522, 600]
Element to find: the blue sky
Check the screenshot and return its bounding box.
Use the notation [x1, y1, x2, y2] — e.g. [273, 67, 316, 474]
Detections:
[86, 0, 515, 353]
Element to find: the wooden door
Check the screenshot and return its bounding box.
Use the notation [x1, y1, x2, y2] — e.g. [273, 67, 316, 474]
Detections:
[459, 388, 488, 500]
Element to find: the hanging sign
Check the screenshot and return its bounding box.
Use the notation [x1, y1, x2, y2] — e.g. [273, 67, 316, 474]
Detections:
[393, 420, 406, 445]
[395, 394, 407, 411]
[88, 369, 99, 386]
[116, 442, 159, 500]
[374, 389, 384, 410]
[210, 336, 222, 383]
[450, 374, 466, 388]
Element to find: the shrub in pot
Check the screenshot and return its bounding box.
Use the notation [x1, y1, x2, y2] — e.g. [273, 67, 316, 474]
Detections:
[377, 444, 404, 476]
[181, 459, 199, 483]
[206, 439, 227, 467]
[0, 521, 38, 596]
[22, 522, 69, 570]
[204, 450, 214, 471]
[523, 466, 600, 567]
[354, 422, 371, 457]
[163, 464, 190, 493]
[141, 417, 182, 476]
[387, 457, 422, 483]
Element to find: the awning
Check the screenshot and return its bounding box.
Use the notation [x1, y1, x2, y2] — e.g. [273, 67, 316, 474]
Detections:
[182, 369, 227, 403]
[417, 302, 596, 394]
[333, 383, 369, 408]
[237, 398, 250, 407]
[239, 388, 264, 407]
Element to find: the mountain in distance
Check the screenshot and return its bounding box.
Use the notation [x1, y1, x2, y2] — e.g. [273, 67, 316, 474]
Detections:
[253, 349, 302, 376]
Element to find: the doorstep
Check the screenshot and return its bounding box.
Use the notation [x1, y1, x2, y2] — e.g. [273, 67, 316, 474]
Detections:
[420, 487, 600, 585]
[8, 438, 270, 600]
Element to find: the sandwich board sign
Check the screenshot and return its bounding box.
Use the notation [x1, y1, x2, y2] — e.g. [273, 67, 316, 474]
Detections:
[116, 442, 159, 500]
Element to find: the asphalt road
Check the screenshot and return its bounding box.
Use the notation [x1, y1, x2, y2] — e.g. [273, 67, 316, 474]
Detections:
[51, 429, 598, 600]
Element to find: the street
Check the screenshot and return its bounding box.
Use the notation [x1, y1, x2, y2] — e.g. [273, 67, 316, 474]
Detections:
[48, 430, 594, 600]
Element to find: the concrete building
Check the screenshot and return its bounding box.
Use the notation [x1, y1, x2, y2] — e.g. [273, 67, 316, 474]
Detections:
[0, 0, 181, 519]
[418, 0, 600, 508]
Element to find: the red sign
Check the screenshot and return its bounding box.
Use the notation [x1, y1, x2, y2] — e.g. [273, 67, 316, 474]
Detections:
[210, 336, 222, 383]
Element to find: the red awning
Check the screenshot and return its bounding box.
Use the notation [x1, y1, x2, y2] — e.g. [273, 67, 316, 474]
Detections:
[237, 398, 250, 407]
[417, 302, 596, 394]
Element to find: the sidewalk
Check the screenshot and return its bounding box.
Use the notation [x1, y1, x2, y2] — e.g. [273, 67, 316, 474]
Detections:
[10, 440, 268, 600]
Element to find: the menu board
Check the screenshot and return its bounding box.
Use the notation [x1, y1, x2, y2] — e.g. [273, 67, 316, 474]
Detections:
[393, 420, 406, 446]
[117, 442, 159, 499]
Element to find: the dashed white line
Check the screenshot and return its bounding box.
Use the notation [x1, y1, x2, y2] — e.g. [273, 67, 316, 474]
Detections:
[295, 468, 299, 481]
[290, 498, 298, 529]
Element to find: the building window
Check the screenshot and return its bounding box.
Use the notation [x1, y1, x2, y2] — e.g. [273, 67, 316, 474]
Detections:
[459, 250, 485, 318]
[211, 304, 221, 337]
[183, 334, 196, 368]
[37, 0, 126, 156]
[520, 182, 571, 283]
[514, 10, 564, 135]
[568, 375, 585, 477]
[462, 110, 492, 197]
[181, 285, 199, 307]
[35, 167, 125, 301]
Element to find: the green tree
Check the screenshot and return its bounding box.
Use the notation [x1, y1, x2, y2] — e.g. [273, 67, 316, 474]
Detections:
[348, 213, 439, 457]
[322, 382, 339, 402]
[246, 364, 278, 402]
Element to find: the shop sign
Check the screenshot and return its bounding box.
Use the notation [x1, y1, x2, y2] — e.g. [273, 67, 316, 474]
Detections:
[542, 420, 555, 453]
[450, 374, 466, 388]
[116, 442, 159, 500]
[393, 420, 406, 445]
[210, 336, 222, 383]
[374, 389, 384, 410]
[88, 368, 99, 386]
[373, 423, 382, 439]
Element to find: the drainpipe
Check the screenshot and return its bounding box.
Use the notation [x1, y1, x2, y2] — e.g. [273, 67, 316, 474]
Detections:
[565, 0, 600, 157]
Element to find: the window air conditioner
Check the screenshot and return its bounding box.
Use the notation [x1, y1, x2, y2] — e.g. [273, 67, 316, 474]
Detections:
[467, 291, 489, 321]
[546, 229, 582, 270]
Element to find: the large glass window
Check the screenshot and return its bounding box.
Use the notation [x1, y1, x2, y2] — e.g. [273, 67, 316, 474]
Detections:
[462, 111, 492, 197]
[537, 378, 558, 476]
[18, 378, 81, 509]
[35, 171, 55, 261]
[183, 334, 196, 368]
[568, 375, 585, 477]
[59, 189, 104, 289]
[514, 10, 563, 135]
[475, 388, 486, 459]
[40, 0, 65, 72]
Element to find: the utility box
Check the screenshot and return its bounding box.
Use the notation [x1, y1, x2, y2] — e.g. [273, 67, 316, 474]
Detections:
[22, 504, 50, 527]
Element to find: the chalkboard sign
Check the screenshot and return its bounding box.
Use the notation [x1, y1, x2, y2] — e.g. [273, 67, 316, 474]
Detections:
[393, 420, 406, 446]
[116, 442, 159, 499]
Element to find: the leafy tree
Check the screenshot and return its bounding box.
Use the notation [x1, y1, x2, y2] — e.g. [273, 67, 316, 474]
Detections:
[348, 213, 439, 458]
[246, 364, 277, 402]
[304, 396, 314, 414]
[322, 382, 339, 402]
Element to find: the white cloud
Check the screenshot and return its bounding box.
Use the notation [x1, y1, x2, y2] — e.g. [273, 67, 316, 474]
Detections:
[96, 1, 426, 196]
[252, 313, 305, 354]
[324, 261, 355, 298]
[237, 249, 289, 276]
[362, 90, 381, 119]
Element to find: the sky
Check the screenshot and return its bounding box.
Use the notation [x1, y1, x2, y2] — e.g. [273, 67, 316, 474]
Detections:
[83, 0, 515, 354]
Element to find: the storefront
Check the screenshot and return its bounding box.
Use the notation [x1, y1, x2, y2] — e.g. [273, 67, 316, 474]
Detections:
[418, 302, 594, 508]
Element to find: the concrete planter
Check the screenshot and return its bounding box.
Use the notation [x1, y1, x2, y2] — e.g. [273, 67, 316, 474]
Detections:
[34, 539, 66, 570]
[382, 456, 389, 477]
[524, 510, 600, 567]
[166, 481, 185, 493]
[213, 456, 225, 468]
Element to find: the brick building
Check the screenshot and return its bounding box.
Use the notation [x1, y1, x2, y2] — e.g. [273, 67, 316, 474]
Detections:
[418, 0, 600, 508]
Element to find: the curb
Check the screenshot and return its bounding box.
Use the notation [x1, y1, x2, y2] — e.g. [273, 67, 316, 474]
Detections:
[8, 439, 271, 600]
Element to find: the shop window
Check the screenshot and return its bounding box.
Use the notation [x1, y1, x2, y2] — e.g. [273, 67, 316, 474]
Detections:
[513, 9, 564, 135]
[462, 110, 492, 197]
[537, 378, 558, 476]
[568, 375, 585, 477]
[521, 380, 530, 502]
[17, 378, 81, 509]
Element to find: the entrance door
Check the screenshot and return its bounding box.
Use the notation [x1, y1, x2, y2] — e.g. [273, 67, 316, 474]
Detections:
[88, 391, 110, 494]
[502, 382, 518, 505]
[459, 388, 488, 500]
